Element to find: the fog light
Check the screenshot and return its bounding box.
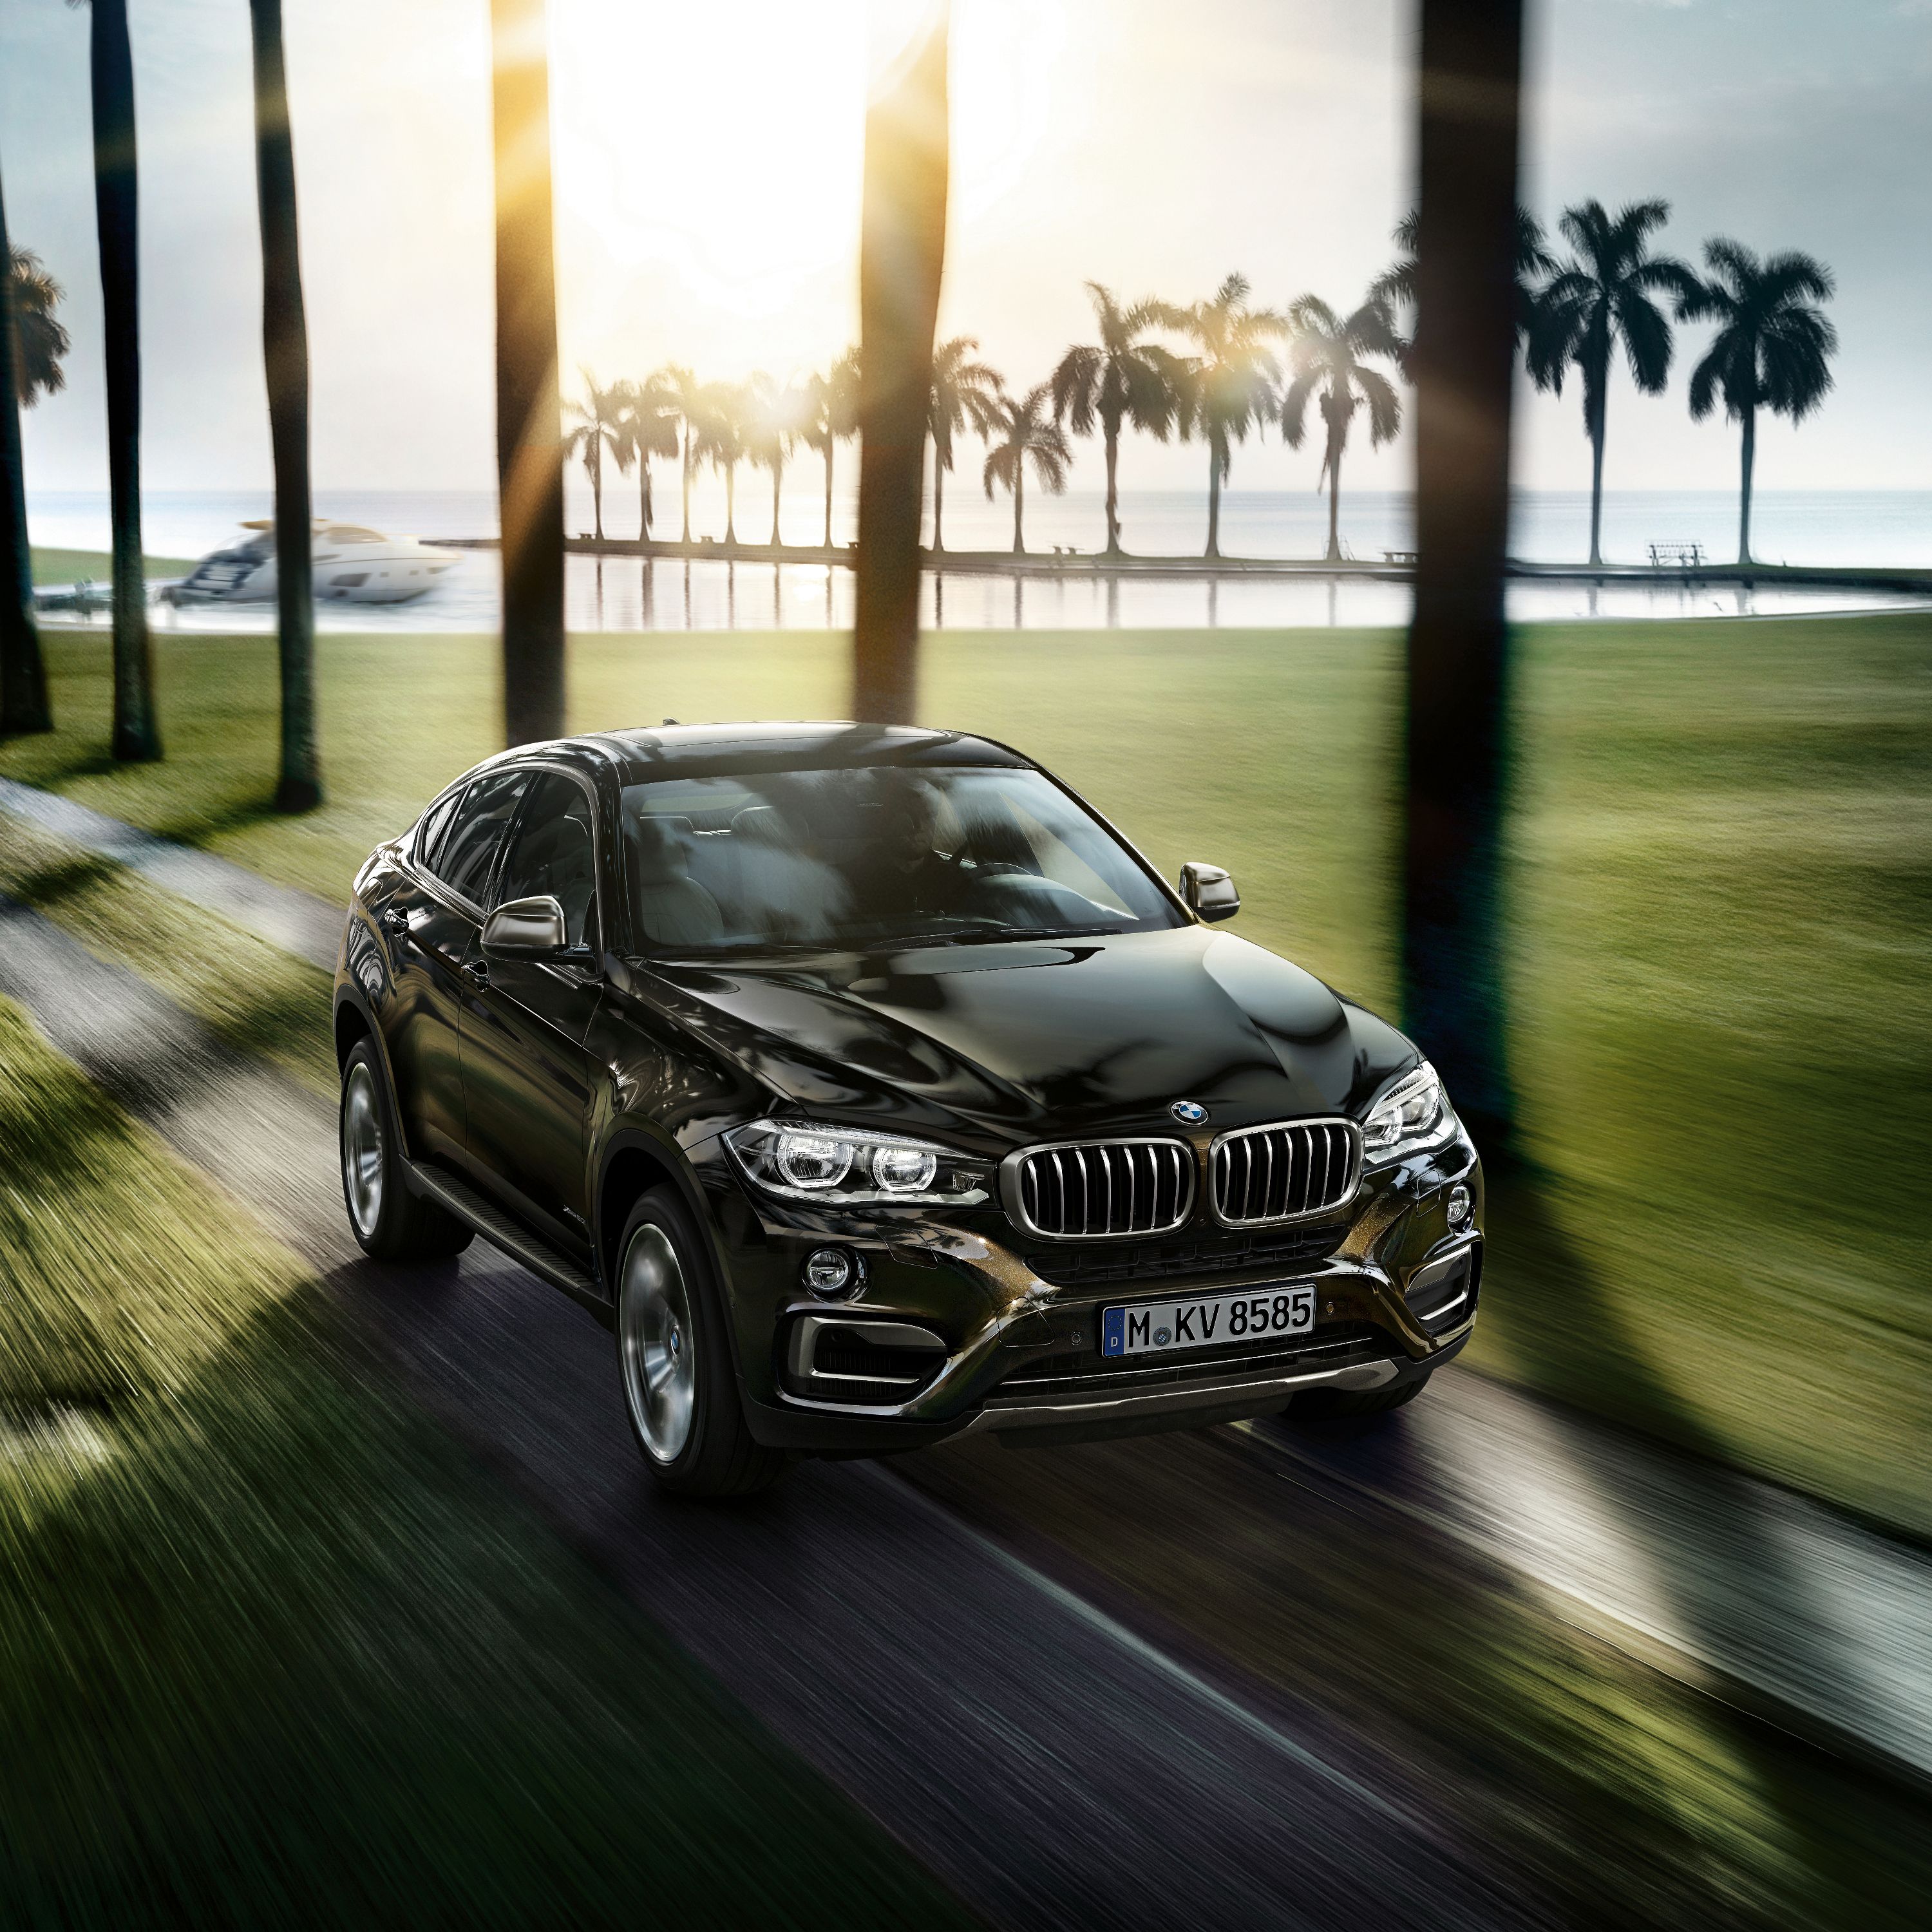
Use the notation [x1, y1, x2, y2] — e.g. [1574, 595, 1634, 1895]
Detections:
[1447, 1184, 1473, 1231]
[802, 1245, 865, 1299]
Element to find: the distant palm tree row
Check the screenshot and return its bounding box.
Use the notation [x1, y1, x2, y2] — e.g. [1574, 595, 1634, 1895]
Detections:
[578, 200, 1834, 570]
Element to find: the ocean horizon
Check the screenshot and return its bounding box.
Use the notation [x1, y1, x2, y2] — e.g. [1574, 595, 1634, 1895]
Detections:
[29, 486, 1932, 632]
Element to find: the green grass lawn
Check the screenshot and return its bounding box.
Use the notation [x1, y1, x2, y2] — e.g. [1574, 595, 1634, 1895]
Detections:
[30, 547, 196, 585]
[0, 994, 974, 1928]
[3, 618, 1928, 1537]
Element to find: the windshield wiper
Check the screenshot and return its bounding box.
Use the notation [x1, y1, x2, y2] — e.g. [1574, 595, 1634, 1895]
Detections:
[874, 923, 1124, 949]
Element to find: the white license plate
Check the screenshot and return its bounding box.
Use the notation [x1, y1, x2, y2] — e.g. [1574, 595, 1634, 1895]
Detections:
[1100, 1283, 1316, 1358]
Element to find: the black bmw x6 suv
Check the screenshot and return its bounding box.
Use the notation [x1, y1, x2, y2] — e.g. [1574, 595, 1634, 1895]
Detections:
[334, 722, 1482, 1497]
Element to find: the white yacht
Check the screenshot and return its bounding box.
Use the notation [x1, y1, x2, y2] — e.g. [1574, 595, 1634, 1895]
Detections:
[169, 520, 462, 605]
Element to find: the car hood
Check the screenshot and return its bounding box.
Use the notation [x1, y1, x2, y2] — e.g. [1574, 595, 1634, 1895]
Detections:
[635, 925, 1415, 1153]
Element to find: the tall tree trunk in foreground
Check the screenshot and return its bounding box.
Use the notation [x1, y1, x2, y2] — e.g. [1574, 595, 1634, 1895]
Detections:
[490, 0, 565, 746]
[1403, 0, 1525, 1157]
[249, 0, 321, 810]
[0, 162, 50, 736]
[90, 0, 161, 761]
[852, 6, 949, 724]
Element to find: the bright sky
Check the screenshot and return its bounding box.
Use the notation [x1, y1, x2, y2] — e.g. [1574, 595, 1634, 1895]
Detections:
[3, 0, 1929, 500]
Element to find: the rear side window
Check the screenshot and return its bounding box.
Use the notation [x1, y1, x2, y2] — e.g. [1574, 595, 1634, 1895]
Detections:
[415, 788, 464, 875]
[432, 770, 531, 905]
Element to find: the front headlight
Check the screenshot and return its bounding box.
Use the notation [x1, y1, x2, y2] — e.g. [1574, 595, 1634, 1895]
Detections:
[724, 1119, 992, 1208]
[1361, 1062, 1457, 1164]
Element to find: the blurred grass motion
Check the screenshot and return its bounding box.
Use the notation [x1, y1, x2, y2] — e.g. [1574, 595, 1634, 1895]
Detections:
[3, 615, 1927, 1534]
[0, 997, 978, 1927]
[0, 812, 335, 1097]
[28, 547, 195, 585]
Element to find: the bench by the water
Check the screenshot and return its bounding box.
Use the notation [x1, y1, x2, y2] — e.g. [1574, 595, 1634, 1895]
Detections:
[1649, 541, 1706, 569]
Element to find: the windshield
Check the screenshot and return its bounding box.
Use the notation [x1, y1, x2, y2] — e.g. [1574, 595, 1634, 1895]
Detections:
[620, 762, 1184, 954]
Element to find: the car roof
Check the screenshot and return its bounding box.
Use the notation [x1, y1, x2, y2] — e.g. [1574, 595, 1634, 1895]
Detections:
[466, 721, 1033, 787]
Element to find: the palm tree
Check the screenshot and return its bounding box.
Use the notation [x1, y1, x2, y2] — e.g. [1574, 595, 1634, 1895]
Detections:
[1280, 294, 1405, 563]
[802, 345, 860, 551]
[247, 0, 320, 811]
[743, 372, 806, 546]
[1678, 240, 1836, 565]
[1, 171, 52, 736]
[564, 372, 629, 541]
[656, 363, 705, 543]
[80, 0, 161, 760]
[1374, 205, 1553, 350]
[616, 371, 679, 540]
[1527, 199, 1698, 566]
[1173, 274, 1287, 558]
[853, 5, 947, 725]
[1050, 284, 1189, 556]
[928, 336, 1001, 553]
[981, 383, 1070, 555]
[6, 249, 69, 402]
[489, 0, 565, 747]
[693, 381, 746, 544]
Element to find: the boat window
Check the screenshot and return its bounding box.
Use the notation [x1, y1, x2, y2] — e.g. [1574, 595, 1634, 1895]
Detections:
[431, 770, 531, 907]
[493, 772, 598, 949]
[330, 573, 369, 589]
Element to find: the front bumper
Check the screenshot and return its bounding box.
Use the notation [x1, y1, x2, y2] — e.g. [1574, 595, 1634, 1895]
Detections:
[688, 1131, 1483, 1456]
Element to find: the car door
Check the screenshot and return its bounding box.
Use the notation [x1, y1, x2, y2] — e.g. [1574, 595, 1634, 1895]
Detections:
[375, 773, 525, 1164]
[458, 768, 605, 1260]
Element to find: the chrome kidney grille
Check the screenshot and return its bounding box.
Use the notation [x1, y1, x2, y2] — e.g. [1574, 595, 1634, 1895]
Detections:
[1007, 1139, 1194, 1240]
[1210, 1120, 1361, 1226]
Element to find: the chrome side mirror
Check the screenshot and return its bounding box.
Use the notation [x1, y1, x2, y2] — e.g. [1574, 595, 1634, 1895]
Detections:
[482, 893, 567, 957]
[1180, 862, 1240, 923]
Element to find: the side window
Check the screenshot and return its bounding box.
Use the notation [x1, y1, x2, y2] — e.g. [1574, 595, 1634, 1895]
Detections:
[495, 772, 598, 948]
[415, 788, 464, 875]
[435, 770, 531, 906]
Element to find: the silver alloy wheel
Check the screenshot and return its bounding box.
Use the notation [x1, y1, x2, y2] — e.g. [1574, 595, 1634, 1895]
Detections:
[619, 1224, 697, 1463]
[342, 1061, 385, 1238]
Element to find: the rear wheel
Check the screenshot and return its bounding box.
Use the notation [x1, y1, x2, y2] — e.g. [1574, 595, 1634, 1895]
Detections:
[1289, 1370, 1430, 1422]
[615, 1187, 788, 1499]
[339, 1037, 473, 1262]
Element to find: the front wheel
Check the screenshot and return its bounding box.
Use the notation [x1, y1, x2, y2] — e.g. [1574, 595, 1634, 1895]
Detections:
[615, 1188, 788, 1499]
[339, 1037, 473, 1262]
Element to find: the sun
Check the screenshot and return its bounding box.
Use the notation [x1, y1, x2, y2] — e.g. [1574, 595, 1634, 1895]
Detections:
[550, 0, 1066, 343]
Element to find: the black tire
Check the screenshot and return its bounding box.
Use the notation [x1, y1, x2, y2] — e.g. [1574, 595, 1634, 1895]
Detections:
[1289, 1370, 1430, 1423]
[338, 1036, 474, 1262]
[613, 1186, 788, 1500]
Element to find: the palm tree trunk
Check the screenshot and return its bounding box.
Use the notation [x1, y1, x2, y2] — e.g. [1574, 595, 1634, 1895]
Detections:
[1103, 422, 1121, 556]
[1738, 399, 1756, 566]
[932, 450, 945, 553]
[1403, 0, 1524, 1157]
[681, 424, 692, 542]
[0, 164, 50, 737]
[1325, 429, 1343, 563]
[724, 465, 736, 545]
[1012, 464, 1025, 555]
[1206, 437, 1223, 559]
[1586, 383, 1606, 567]
[591, 442, 603, 540]
[853, 5, 948, 725]
[489, 0, 565, 748]
[822, 446, 834, 549]
[90, 0, 161, 762]
[639, 455, 650, 539]
[771, 457, 782, 547]
[249, 0, 320, 810]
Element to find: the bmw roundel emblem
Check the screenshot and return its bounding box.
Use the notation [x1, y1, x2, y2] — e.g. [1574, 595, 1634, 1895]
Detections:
[1170, 1100, 1209, 1125]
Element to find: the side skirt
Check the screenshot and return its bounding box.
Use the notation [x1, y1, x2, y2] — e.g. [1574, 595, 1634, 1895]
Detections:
[406, 1159, 611, 1325]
